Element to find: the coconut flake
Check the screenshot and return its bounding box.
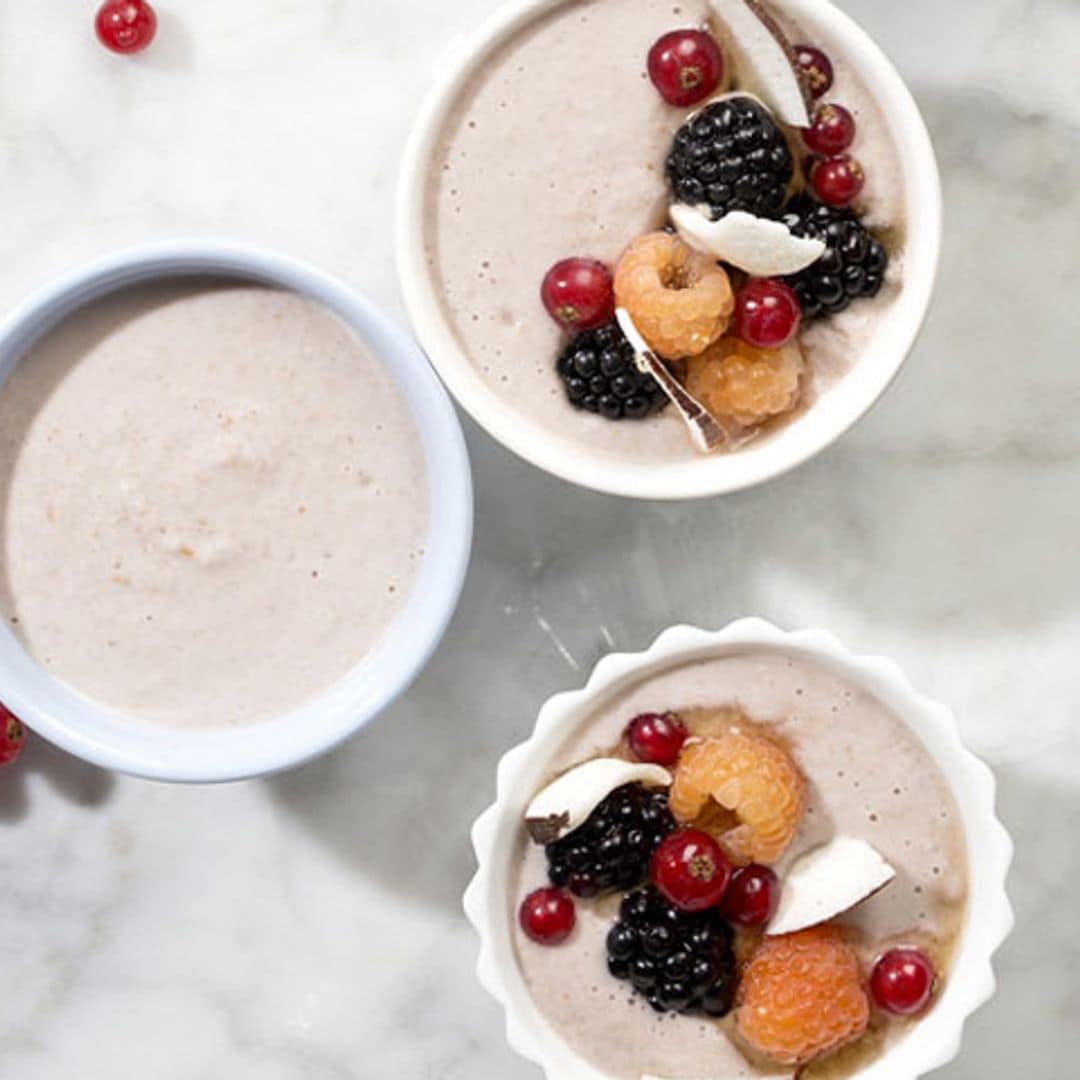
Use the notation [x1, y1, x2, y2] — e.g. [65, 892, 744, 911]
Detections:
[767, 836, 896, 936]
[524, 758, 672, 844]
[671, 204, 825, 276]
[708, 0, 812, 126]
[615, 309, 750, 454]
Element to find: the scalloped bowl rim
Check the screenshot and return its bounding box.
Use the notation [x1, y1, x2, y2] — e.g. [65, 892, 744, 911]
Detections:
[464, 619, 1013, 1078]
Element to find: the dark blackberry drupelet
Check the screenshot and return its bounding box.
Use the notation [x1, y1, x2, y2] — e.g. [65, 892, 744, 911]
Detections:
[606, 886, 738, 1016]
[781, 195, 888, 319]
[555, 321, 667, 420]
[666, 96, 794, 220]
[546, 784, 675, 897]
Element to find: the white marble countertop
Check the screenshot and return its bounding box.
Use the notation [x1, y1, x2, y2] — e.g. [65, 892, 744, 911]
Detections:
[1, 0, 1077, 1075]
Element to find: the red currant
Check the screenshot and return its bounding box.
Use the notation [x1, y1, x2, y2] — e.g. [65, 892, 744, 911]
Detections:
[0, 704, 27, 766]
[811, 154, 865, 208]
[794, 44, 833, 99]
[733, 279, 802, 349]
[870, 948, 936, 1015]
[651, 828, 731, 912]
[803, 103, 856, 156]
[626, 711, 687, 766]
[95, 0, 157, 54]
[647, 30, 725, 107]
[540, 258, 614, 331]
[519, 887, 576, 945]
[719, 864, 779, 927]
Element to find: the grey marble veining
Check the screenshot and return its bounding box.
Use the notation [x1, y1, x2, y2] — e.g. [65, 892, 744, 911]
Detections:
[0, 0, 1078, 1076]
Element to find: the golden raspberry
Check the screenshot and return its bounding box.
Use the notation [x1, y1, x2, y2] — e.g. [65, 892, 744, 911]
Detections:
[684, 338, 804, 427]
[669, 732, 804, 865]
[736, 927, 870, 1065]
[613, 232, 734, 360]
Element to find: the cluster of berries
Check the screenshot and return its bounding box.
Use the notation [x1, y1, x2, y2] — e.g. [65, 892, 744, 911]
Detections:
[519, 712, 764, 1019]
[540, 30, 889, 430]
[785, 47, 890, 317]
[797, 47, 864, 208]
[518, 710, 937, 1066]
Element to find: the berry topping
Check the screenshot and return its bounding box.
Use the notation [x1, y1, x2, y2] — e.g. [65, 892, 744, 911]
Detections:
[0, 705, 27, 766]
[667, 96, 794, 221]
[794, 44, 834, 99]
[519, 887, 576, 945]
[685, 338, 804, 427]
[733, 278, 802, 349]
[803, 103, 857, 156]
[541, 258, 615, 331]
[811, 154, 865, 208]
[95, 0, 157, 54]
[607, 886, 737, 1016]
[613, 231, 734, 360]
[669, 730, 804, 865]
[736, 927, 870, 1065]
[870, 948, 936, 1015]
[782, 195, 888, 319]
[555, 321, 668, 419]
[545, 782, 675, 896]
[720, 864, 780, 927]
[651, 827, 732, 911]
[647, 30, 725, 108]
[627, 711, 687, 766]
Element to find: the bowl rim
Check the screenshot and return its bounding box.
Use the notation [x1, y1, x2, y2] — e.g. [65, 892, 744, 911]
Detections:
[396, 0, 943, 500]
[0, 239, 473, 783]
[464, 618, 1014, 1079]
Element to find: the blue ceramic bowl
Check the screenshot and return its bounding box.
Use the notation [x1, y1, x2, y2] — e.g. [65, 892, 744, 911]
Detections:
[0, 241, 473, 781]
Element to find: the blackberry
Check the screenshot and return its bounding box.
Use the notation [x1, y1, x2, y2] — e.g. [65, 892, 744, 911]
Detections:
[781, 194, 888, 319]
[545, 783, 674, 897]
[555, 321, 667, 420]
[606, 886, 737, 1016]
[666, 96, 794, 220]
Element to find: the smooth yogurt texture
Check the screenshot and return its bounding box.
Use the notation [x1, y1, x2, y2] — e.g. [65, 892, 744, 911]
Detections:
[424, 0, 905, 463]
[511, 651, 967, 1079]
[0, 282, 428, 729]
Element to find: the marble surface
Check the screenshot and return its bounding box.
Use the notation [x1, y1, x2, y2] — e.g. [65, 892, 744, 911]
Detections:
[0, 0, 1077, 1076]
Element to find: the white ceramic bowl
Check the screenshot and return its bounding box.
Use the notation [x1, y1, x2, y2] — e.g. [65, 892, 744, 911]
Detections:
[465, 620, 1013, 1078]
[397, 0, 941, 499]
[0, 241, 473, 783]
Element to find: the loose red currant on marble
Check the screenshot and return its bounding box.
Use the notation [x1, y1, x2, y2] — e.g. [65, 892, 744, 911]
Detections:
[0, 704, 27, 767]
[811, 154, 865, 208]
[870, 947, 936, 1015]
[647, 29, 725, 107]
[719, 864, 780, 927]
[626, 711, 687, 766]
[803, 103, 856, 156]
[794, 44, 834, 98]
[541, 258, 614, 331]
[519, 887, 576, 945]
[651, 828, 731, 912]
[733, 279, 802, 349]
[95, 0, 157, 54]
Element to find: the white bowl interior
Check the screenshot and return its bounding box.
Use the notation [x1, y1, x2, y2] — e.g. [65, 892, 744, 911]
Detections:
[467, 621, 1012, 1078]
[397, 0, 942, 499]
[0, 241, 473, 782]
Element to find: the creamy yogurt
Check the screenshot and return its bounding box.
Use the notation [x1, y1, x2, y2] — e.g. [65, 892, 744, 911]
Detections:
[511, 650, 968, 1079]
[423, 0, 905, 463]
[0, 282, 428, 729]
